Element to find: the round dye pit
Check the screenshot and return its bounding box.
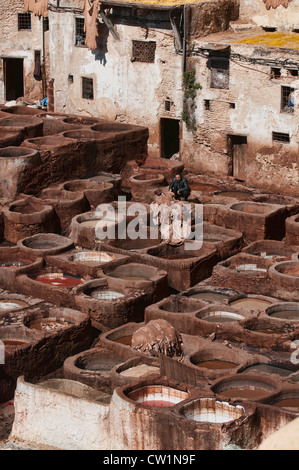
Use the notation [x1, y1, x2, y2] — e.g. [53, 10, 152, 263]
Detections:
[180, 398, 245, 424]
[75, 351, 123, 372]
[212, 376, 277, 401]
[2, 338, 31, 353]
[119, 364, 159, 378]
[159, 297, 202, 313]
[69, 251, 113, 265]
[104, 263, 160, 283]
[240, 363, 292, 377]
[0, 299, 28, 311]
[127, 385, 190, 407]
[277, 263, 299, 277]
[230, 202, 275, 215]
[63, 117, 99, 126]
[29, 318, 73, 331]
[19, 233, 73, 254]
[196, 310, 245, 323]
[193, 360, 238, 370]
[38, 379, 108, 402]
[187, 291, 231, 302]
[216, 191, 253, 201]
[267, 303, 299, 321]
[230, 297, 272, 310]
[34, 273, 84, 287]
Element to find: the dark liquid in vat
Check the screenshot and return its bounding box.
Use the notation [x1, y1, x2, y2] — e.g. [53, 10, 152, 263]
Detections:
[220, 387, 269, 400]
[114, 335, 132, 346]
[195, 360, 237, 370]
[273, 399, 299, 411]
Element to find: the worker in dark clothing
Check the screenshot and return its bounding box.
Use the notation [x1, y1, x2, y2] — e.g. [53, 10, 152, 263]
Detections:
[169, 173, 190, 201]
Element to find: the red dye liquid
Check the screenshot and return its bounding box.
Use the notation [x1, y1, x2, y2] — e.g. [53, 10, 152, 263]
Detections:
[140, 400, 175, 407]
[36, 274, 83, 287]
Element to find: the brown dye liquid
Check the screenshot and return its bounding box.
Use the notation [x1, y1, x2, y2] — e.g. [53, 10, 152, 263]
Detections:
[114, 335, 132, 346]
[230, 298, 271, 310]
[270, 311, 299, 321]
[119, 276, 149, 281]
[190, 292, 230, 302]
[273, 399, 299, 410]
[195, 360, 237, 370]
[160, 254, 196, 260]
[190, 183, 219, 192]
[140, 400, 175, 407]
[217, 191, 252, 200]
[3, 339, 30, 353]
[220, 387, 268, 400]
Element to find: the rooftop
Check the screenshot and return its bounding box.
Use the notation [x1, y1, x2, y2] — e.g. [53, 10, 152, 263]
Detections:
[195, 29, 299, 50]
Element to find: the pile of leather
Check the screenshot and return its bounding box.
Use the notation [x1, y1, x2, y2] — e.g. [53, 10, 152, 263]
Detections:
[131, 319, 183, 358]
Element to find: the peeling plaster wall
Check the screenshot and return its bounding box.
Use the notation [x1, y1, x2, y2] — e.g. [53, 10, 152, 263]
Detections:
[0, 0, 47, 102]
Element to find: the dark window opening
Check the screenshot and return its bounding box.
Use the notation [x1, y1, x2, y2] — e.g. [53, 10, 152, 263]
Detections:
[160, 118, 180, 159]
[43, 17, 49, 31]
[82, 77, 94, 100]
[271, 67, 281, 79]
[209, 55, 230, 90]
[164, 100, 172, 111]
[204, 99, 210, 110]
[281, 86, 294, 113]
[75, 17, 86, 46]
[68, 74, 74, 84]
[18, 13, 31, 30]
[262, 27, 277, 32]
[273, 131, 290, 143]
[292, 29, 299, 33]
[229, 102, 236, 109]
[132, 41, 156, 63]
[288, 69, 299, 77]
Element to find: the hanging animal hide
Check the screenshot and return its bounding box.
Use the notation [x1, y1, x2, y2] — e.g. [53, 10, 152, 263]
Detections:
[24, 0, 48, 18]
[83, 0, 100, 51]
[263, 0, 291, 10]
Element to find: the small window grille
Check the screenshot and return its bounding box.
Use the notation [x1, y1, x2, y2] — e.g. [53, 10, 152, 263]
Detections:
[132, 41, 156, 63]
[272, 131, 290, 143]
[281, 86, 294, 113]
[75, 17, 86, 46]
[209, 56, 230, 90]
[82, 77, 94, 100]
[271, 67, 281, 79]
[18, 13, 31, 30]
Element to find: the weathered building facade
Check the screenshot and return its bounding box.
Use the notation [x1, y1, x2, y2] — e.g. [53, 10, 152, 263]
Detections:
[0, 0, 49, 103]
